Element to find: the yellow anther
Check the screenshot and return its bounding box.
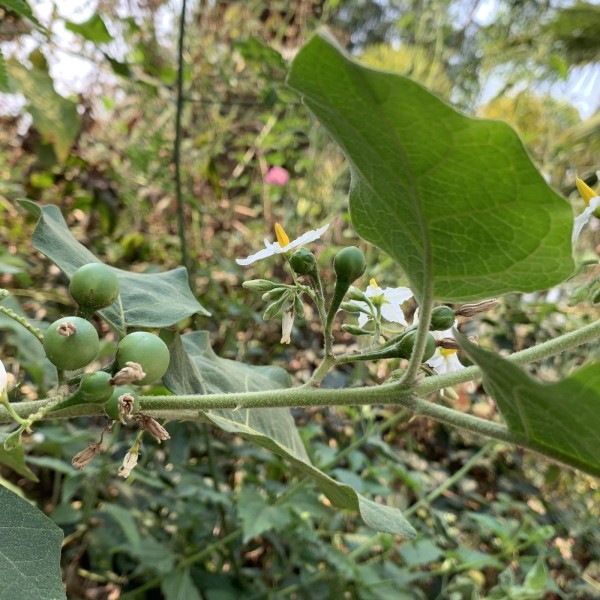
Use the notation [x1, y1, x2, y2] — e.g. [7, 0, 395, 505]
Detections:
[369, 278, 379, 288]
[576, 177, 597, 205]
[274, 223, 290, 247]
[440, 348, 457, 357]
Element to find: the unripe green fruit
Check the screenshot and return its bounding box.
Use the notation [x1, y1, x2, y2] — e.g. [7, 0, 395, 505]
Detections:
[79, 371, 113, 403]
[116, 332, 170, 385]
[397, 330, 436, 362]
[289, 249, 316, 275]
[333, 246, 366, 283]
[70, 263, 120, 310]
[430, 306, 455, 331]
[43, 317, 100, 371]
[104, 386, 139, 420]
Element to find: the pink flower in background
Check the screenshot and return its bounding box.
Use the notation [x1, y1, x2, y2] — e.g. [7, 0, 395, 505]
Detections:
[264, 166, 289, 186]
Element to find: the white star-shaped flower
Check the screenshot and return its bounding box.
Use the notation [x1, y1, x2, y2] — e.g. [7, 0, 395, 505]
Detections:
[236, 223, 330, 266]
[352, 279, 413, 327]
[572, 176, 600, 245]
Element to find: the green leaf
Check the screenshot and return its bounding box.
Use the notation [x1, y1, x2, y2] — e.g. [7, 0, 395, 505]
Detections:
[7, 61, 79, 162]
[237, 487, 292, 542]
[0, 432, 38, 481]
[163, 332, 416, 538]
[0, 486, 66, 600]
[0, 48, 9, 93]
[65, 14, 112, 44]
[161, 569, 201, 600]
[457, 333, 600, 477]
[287, 32, 574, 302]
[19, 201, 209, 334]
[398, 539, 444, 567]
[0, 0, 42, 27]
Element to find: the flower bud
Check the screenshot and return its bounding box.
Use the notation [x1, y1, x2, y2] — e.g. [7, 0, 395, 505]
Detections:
[333, 246, 366, 284]
[242, 279, 280, 292]
[346, 286, 368, 302]
[430, 306, 455, 331]
[263, 292, 293, 321]
[281, 310, 294, 344]
[341, 324, 371, 336]
[289, 248, 317, 275]
[339, 301, 364, 313]
[261, 287, 289, 302]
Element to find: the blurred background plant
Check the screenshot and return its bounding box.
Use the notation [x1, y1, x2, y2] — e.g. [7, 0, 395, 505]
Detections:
[0, 0, 599, 597]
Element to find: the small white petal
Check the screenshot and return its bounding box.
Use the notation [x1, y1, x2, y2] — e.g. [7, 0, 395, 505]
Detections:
[382, 286, 413, 304]
[284, 224, 330, 251]
[445, 353, 465, 373]
[237, 224, 329, 265]
[0, 360, 7, 396]
[572, 197, 600, 245]
[426, 351, 446, 374]
[380, 303, 407, 325]
[357, 311, 369, 328]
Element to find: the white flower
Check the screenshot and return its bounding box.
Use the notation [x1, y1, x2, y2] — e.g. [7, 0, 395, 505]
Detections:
[236, 223, 330, 266]
[572, 176, 600, 245]
[425, 326, 466, 376]
[0, 359, 7, 399]
[426, 347, 465, 376]
[352, 279, 413, 327]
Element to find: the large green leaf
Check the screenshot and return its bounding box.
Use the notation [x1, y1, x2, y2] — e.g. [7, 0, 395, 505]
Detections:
[287, 32, 574, 303]
[20, 201, 209, 334]
[0, 432, 38, 481]
[8, 61, 79, 162]
[457, 333, 600, 477]
[163, 332, 416, 538]
[0, 487, 66, 600]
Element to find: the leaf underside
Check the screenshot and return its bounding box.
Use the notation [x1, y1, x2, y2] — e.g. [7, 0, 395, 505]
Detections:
[457, 333, 600, 477]
[163, 332, 416, 538]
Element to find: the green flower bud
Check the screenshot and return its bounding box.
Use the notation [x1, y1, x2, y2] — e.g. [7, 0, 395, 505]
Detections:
[341, 324, 371, 336]
[430, 306, 455, 331]
[263, 291, 293, 321]
[262, 287, 290, 302]
[293, 294, 305, 317]
[289, 248, 316, 275]
[243, 279, 280, 292]
[346, 286, 368, 302]
[339, 301, 364, 313]
[591, 288, 600, 305]
[333, 246, 366, 284]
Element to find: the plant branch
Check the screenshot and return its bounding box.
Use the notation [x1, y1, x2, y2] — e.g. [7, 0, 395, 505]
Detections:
[174, 0, 191, 289]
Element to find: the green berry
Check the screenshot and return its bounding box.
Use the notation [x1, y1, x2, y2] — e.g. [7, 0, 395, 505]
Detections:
[43, 317, 100, 371]
[333, 246, 366, 284]
[116, 332, 170, 385]
[104, 386, 139, 420]
[70, 263, 120, 310]
[289, 248, 316, 275]
[79, 371, 113, 403]
[397, 330, 436, 362]
[430, 306, 455, 331]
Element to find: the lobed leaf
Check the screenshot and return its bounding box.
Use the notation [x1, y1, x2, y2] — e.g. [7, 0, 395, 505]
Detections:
[288, 32, 574, 303]
[19, 201, 209, 335]
[457, 333, 600, 477]
[163, 332, 416, 537]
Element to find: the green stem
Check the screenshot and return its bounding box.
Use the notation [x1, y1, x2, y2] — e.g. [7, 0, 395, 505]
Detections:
[0, 305, 44, 343]
[400, 279, 433, 386]
[174, 0, 191, 290]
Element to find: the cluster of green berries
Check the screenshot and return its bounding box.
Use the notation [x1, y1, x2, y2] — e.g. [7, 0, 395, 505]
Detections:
[43, 263, 170, 419]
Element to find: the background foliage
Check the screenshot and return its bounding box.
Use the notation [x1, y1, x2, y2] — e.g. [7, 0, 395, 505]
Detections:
[0, 0, 599, 598]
